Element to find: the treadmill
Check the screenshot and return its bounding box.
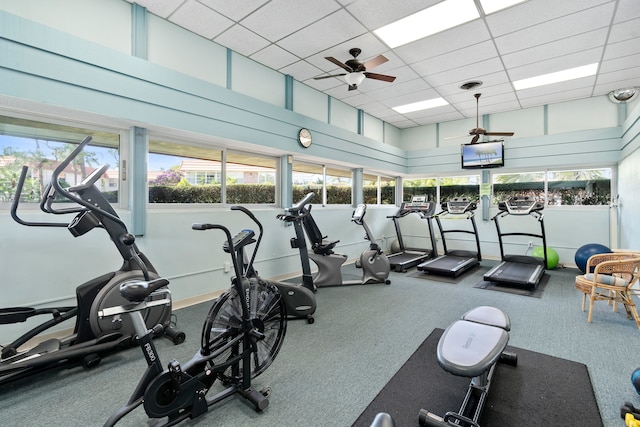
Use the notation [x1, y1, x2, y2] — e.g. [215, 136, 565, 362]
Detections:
[483, 196, 548, 289]
[417, 197, 481, 277]
[386, 196, 437, 272]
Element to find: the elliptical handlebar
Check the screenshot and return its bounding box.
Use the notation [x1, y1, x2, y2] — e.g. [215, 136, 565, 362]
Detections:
[11, 166, 68, 228]
[49, 137, 127, 230]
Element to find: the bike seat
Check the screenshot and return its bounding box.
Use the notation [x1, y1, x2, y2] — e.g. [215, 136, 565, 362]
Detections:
[312, 239, 339, 255]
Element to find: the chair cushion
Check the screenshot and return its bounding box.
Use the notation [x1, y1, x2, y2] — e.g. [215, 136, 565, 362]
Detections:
[583, 273, 629, 287]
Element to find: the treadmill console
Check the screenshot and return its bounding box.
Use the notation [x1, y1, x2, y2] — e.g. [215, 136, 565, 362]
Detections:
[401, 200, 436, 216]
[499, 196, 544, 215]
[442, 198, 477, 214]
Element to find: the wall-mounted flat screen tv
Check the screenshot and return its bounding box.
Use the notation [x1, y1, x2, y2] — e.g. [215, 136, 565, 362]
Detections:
[461, 140, 504, 169]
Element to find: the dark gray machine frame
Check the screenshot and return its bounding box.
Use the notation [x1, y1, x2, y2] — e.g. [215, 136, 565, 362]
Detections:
[417, 198, 481, 278]
[386, 196, 438, 272]
[483, 196, 548, 289]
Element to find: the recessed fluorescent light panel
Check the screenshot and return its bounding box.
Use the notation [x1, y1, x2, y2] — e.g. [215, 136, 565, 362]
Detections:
[393, 98, 449, 114]
[479, 0, 528, 15]
[374, 0, 479, 48]
[513, 63, 599, 90]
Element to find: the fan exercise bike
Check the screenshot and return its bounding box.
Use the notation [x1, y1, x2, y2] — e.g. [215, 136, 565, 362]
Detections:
[1, 136, 183, 386]
[100, 204, 287, 426]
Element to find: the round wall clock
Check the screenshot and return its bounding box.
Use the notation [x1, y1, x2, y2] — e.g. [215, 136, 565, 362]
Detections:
[298, 128, 312, 148]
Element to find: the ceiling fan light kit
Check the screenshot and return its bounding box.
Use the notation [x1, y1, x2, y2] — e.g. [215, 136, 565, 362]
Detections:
[344, 72, 366, 86]
[313, 48, 396, 91]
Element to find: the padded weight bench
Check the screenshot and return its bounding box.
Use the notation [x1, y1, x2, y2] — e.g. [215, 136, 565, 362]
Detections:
[419, 306, 517, 427]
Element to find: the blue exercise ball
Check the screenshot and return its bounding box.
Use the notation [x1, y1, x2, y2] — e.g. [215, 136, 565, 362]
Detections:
[574, 243, 611, 273]
[632, 368, 640, 394]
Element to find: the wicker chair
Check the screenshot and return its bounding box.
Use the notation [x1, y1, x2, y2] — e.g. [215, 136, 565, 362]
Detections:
[575, 252, 640, 329]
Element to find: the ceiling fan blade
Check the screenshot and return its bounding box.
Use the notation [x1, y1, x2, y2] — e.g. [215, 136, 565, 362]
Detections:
[325, 56, 352, 72]
[363, 72, 396, 82]
[470, 134, 480, 144]
[313, 73, 347, 80]
[362, 55, 388, 70]
[485, 131, 515, 136]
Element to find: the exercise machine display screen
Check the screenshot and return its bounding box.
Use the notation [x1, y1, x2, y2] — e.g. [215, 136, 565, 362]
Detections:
[499, 196, 544, 215]
[443, 198, 477, 214]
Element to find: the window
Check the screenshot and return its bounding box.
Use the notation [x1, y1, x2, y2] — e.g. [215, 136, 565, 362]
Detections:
[292, 162, 323, 204]
[547, 168, 611, 206]
[148, 139, 222, 203]
[325, 166, 352, 204]
[439, 175, 480, 202]
[292, 162, 352, 205]
[402, 178, 437, 202]
[0, 115, 120, 206]
[492, 169, 611, 206]
[225, 151, 276, 204]
[148, 139, 277, 204]
[364, 173, 396, 205]
[492, 172, 545, 204]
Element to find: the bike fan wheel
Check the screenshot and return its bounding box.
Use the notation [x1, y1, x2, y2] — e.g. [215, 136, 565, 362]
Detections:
[201, 279, 286, 383]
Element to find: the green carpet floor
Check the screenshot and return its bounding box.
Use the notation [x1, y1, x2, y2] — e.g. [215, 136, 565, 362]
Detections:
[0, 261, 637, 426]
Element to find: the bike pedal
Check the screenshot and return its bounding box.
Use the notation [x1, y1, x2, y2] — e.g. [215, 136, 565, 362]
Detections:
[168, 359, 183, 386]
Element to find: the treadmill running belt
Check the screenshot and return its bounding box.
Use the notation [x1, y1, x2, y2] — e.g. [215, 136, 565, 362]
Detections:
[484, 261, 544, 288]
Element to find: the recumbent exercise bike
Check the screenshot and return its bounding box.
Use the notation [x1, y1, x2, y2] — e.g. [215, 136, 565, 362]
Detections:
[0, 136, 183, 386]
[100, 204, 287, 426]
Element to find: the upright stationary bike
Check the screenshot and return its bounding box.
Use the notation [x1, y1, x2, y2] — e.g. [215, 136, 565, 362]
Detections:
[1, 136, 183, 386]
[101, 205, 287, 426]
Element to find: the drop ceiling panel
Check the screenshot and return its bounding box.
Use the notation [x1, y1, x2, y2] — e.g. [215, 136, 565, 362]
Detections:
[493, 3, 614, 55]
[214, 25, 270, 56]
[122, 0, 639, 128]
[169, 0, 233, 40]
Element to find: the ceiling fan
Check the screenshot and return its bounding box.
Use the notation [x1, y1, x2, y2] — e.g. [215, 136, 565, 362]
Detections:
[313, 48, 396, 91]
[467, 93, 514, 144]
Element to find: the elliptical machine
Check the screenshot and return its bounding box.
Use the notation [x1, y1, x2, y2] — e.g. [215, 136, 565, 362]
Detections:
[0, 136, 183, 386]
[290, 194, 391, 287]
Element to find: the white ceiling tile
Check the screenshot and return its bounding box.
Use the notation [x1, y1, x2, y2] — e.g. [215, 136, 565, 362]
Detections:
[240, 0, 341, 42]
[277, 9, 368, 58]
[169, 0, 233, 39]
[493, 3, 615, 55]
[124, 0, 184, 18]
[508, 48, 603, 81]
[485, 0, 614, 37]
[279, 61, 325, 81]
[599, 53, 640, 74]
[214, 25, 270, 56]
[346, 0, 439, 29]
[250, 44, 300, 70]
[425, 58, 505, 88]
[608, 17, 640, 44]
[500, 29, 608, 68]
[518, 87, 594, 108]
[614, 0, 640, 23]
[393, 20, 491, 65]
[603, 37, 640, 61]
[197, 0, 269, 21]
[411, 41, 499, 77]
